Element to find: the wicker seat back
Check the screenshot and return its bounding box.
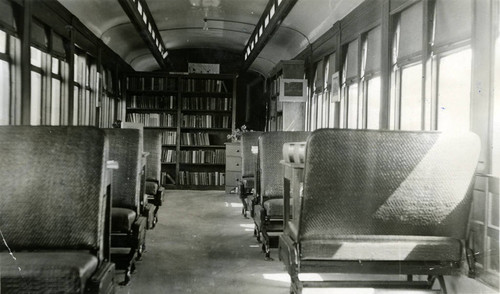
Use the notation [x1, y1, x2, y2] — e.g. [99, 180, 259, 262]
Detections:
[241, 131, 263, 178]
[258, 131, 310, 199]
[299, 129, 480, 241]
[105, 129, 141, 212]
[144, 129, 162, 182]
[0, 126, 108, 252]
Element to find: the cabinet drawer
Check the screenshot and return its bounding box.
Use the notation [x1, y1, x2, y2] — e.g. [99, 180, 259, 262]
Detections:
[226, 157, 242, 172]
[226, 144, 241, 157]
[225, 171, 241, 187]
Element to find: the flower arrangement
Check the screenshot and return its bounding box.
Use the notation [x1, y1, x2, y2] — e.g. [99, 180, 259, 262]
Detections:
[227, 124, 251, 142]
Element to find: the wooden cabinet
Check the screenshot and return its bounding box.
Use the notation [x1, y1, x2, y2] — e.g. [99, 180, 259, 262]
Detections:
[125, 73, 237, 190]
[225, 142, 241, 194]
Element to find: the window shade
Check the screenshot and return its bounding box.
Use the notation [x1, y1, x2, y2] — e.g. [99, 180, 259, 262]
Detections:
[52, 33, 66, 59]
[434, 0, 472, 48]
[326, 53, 336, 88]
[314, 60, 324, 92]
[31, 21, 48, 50]
[364, 26, 382, 75]
[398, 1, 423, 62]
[0, 0, 16, 33]
[345, 39, 359, 80]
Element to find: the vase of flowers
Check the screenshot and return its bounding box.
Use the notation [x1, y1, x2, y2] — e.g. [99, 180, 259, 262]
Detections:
[227, 125, 251, 142]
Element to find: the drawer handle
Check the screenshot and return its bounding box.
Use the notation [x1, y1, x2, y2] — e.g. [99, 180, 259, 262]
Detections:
[236, 149, 240, 152]
[236, 163, 239, 166]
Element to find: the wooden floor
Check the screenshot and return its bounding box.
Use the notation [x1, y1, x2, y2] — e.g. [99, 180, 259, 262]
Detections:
[114, 190, 290, 294]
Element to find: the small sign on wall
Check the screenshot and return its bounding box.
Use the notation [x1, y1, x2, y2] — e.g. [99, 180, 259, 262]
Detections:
[188, 63, 220, 74]
[279, 79, 307, 102]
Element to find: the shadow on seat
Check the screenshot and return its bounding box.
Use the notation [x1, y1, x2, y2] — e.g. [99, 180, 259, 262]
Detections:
[253, 131, 310, 260]
[0, 126, 115, 294]
[239, 131, 263, 218]
[278, 129, 481, 294]
[105, 128, 147, 285]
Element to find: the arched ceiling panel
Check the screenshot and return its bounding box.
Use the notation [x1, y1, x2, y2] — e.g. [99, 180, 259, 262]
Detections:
[58, 0, 130, 37]
[255, 26, 308, 76]
[101, 23, 146, 59]
[148, 0, 267, 32]
[249, 57, 276, 77]
[131, 53, 161, 72]
[161, 29, 249, 51]
[282, 0, 364, 44]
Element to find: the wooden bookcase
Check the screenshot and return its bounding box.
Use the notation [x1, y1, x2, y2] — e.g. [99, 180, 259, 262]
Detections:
[125, 73, 237, 190]
[266, 60, 306, 131]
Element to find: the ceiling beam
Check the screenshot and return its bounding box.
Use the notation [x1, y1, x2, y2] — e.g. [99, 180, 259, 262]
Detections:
[241, 0, 298, 72]
[118, 0, 167, 69]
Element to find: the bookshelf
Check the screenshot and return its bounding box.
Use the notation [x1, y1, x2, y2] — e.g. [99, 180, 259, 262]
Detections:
[266, 60, 306, 131]
[125, 73, 237, 190]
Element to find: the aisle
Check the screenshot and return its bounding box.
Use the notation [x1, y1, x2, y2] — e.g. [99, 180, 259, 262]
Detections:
[115, 190, 290, 294]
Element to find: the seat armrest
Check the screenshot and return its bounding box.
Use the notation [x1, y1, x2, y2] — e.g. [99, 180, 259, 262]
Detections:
[85, 261, 115, 294]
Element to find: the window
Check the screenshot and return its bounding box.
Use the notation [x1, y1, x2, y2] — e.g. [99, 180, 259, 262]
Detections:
[30, 47, 45, 126]
[400, 63, 422, 130]
[493, 8, 500, 176]
[362, 26, 382, 130]
[436, 49, 472, 132]
[342, 39, 360, 129]
[0, 30, 10, 125]
[391, 2, 424, 130]
[326, 54, 338, 128]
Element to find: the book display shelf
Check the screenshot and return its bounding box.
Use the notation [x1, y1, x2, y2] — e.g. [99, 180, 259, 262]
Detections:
[125, 73, 237, 190]
[266, 60, 306, 131]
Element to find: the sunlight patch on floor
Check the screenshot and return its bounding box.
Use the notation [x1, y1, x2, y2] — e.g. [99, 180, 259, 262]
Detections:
[262, 273, 291, 283]
[239, 224, 254, 229]
[224, 202, 243, 208]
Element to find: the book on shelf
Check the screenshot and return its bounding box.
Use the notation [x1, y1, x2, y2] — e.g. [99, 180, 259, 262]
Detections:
[282, 141, 307, 164]
[179, 149, 225, 164]
[127, 76, 177, 91]
[126, 113, 177, 127]
[161, 172, 176, 185]
[161, 149, 177, 163]
[183, 79, 229, 93]
[181, 97, 232, 111]
[181, 114, 230, 128]
[178, 171, 225, 186]
[180, 132, 211, 146]
[162, 131, 177, 145]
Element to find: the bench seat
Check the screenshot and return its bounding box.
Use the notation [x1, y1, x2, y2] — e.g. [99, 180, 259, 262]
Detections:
[0, 251, 98, 293]
[300, 235, 461, 261]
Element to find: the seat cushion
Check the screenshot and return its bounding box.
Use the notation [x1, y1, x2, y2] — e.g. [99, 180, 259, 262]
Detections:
[300, 235, 462, 262]
[263, 198, 292, 218]
[145, 181, 158, 195]
[112, 207, 136, 232]
[0, 251, 98, 294]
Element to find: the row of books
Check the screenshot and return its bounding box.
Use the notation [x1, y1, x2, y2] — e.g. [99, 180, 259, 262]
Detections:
[161, 149, 176, 163]
[127, 76, 177, 91]
[181, 79, 228, 93]
[180, 132, 210, 146]
[127, 95, 176, 110]
[181, 97, 231, 111]
[179, 150, 225, 164]
[178, 171, 225, 186]
[162, 131, 177, 145]
[126, 113, 177, 127]
[181, 114, 230, 128]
